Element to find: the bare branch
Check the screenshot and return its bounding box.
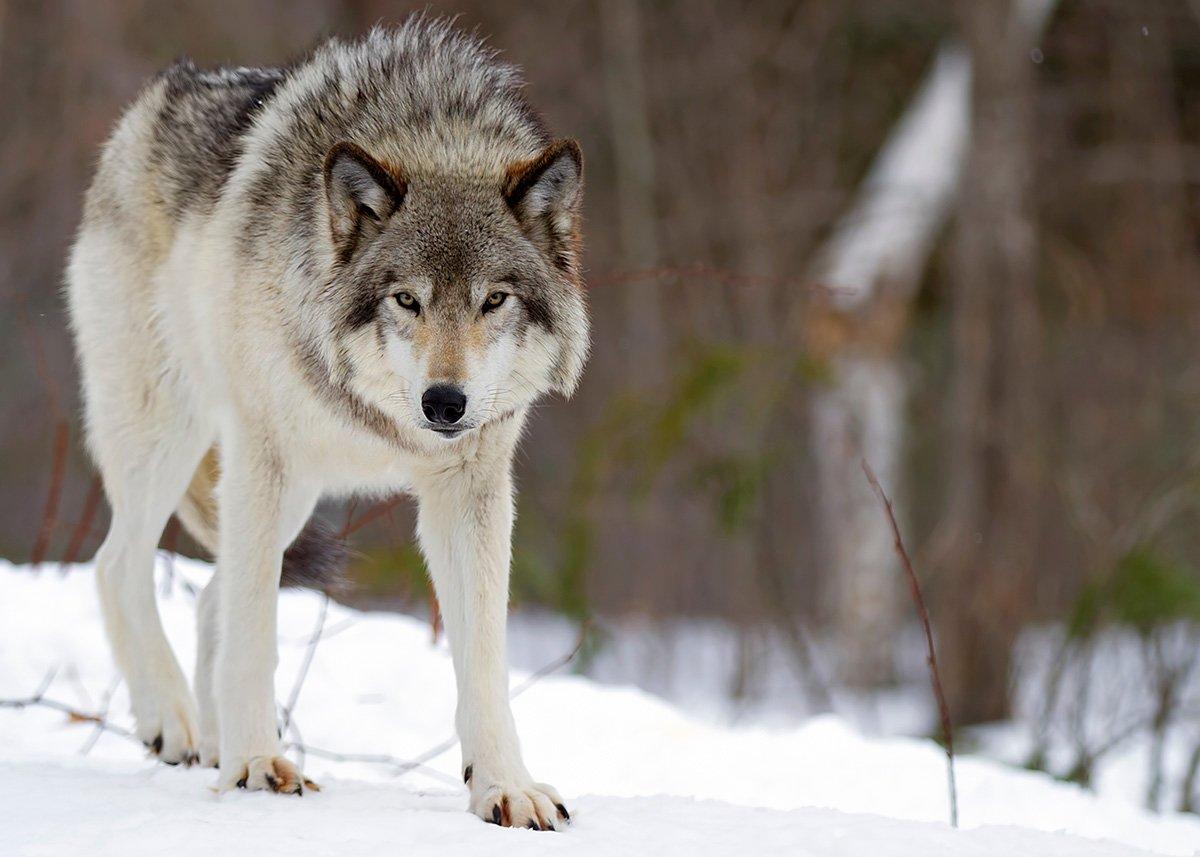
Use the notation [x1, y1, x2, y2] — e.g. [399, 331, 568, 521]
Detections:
[4, 616, 593, 792]
[282, 740, 460, 786]
[280, 595, 329, 738]
[60, 475, 103, 571]
[31, 420, 70, 568]
[509, 619, 592, 697]
[862, 459, 958, 828]
[79, 675, 123, 756]
[340, 496, 404, 537]
[403, 619, 594, 771]
[1, 688, 135, 743]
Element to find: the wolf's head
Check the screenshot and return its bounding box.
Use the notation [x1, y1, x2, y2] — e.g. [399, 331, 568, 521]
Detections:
[317, 140, 589, 441]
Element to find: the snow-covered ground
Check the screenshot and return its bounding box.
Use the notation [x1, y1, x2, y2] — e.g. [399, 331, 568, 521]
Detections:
[2, 558, 1198, 856]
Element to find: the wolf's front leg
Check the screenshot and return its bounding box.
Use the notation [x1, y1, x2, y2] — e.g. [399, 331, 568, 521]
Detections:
[213, 437, 317, 794]
[415, 461, 568, 830]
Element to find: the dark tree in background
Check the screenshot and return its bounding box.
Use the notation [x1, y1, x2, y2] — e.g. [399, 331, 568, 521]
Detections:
[938, 0, 1047, 724]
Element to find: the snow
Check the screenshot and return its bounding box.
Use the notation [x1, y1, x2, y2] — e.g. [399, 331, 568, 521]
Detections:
[2, 558, 1198, 856]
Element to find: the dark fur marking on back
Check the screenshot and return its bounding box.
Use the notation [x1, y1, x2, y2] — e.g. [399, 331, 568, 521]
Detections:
[151, 62, 286, 220]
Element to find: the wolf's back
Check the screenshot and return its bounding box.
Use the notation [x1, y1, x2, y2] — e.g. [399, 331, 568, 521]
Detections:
[145, 62, 287, 221]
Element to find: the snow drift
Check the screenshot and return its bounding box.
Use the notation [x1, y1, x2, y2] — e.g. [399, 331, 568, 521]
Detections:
[1, 558, 1197, 856]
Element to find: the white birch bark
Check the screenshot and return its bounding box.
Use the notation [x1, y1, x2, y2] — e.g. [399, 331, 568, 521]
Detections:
[812, 0, 1057, 685]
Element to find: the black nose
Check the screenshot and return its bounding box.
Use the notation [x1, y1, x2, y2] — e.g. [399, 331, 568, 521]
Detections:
[421, 384, 467, 425]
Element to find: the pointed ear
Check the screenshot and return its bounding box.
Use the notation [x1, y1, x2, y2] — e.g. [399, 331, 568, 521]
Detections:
[323, 142, 406, 262]
[503, 139, 583, 272]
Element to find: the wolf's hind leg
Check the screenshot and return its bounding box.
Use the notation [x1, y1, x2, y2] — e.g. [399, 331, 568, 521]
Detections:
[194, 575, 220, 767]
[94, 436, 209, 765]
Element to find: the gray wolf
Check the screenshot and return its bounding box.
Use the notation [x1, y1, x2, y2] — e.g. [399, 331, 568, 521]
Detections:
[66, 17, 587, 830]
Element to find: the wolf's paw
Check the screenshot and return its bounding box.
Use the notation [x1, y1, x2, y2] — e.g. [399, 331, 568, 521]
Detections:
[221, 755, 319, 795]
[143, 731, 200, 767]
[468, 773, 569, 831]
[133, 690, 200, 766]
[197, 739, 219, 769]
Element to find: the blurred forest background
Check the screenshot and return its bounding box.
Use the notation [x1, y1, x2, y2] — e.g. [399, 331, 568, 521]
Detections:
[4, 0, 1200, 807]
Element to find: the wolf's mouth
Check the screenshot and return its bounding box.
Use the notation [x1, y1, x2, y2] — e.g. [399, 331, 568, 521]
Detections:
[422, 405, 520, 439]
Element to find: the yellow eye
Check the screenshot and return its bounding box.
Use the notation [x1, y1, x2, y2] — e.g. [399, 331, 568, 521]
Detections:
[396, 291, 419, 312]
[483, 291, 508, 312]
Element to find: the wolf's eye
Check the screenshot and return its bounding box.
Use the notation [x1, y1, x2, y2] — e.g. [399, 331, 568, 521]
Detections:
[482, 291, 508, 313]
[395, 291, 420, 313]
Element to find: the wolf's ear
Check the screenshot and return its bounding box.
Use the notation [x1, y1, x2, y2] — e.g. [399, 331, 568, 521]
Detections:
[323, 142, 406, 262]
[503, 139, 583, 273]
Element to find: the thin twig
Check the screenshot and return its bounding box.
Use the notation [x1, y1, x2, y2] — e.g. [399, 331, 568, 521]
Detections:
[18, 298, 65, 419]
[4, 617, 592, 791]
[340, 497, 361, 537]
[31, 420, 70, 568]
[287, 715, 308, 772]
[279, 617, 357, 645]
[429, 593, 441, 644]
[1179, 734, 1200, 813]
[398, 619, 594, 772]
[34, 667, 60, 698]
[60, 475, 103, 571]
[283, 741, 460, 786]
[1, 693, 134, 741]
[159, 519, 180, 595]
[862, 459, 958, 827]
[509, 619, 592, 696]
[280, 595, 329, 737]
[79, 675, 123, 755]
[3, 671, 136, 749]
[340, 496, 404, 537]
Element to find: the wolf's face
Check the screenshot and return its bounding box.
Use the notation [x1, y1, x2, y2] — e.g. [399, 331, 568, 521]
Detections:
[319, 141, 589, 440]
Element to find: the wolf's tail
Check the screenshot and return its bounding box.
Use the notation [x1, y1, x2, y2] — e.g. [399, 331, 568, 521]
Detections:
[175, 448, 347, 593]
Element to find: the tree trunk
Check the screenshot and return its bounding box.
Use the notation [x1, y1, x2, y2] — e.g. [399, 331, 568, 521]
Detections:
[599, 0, 663, 377]
[938, 0, 1046, 725]
[809, 45, 971, 686]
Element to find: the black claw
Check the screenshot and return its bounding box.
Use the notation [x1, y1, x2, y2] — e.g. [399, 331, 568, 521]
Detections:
[556, 803, 570, 820]
[491, 804, 502, 825]
[463, 764, 472, 784]
[526, 820, 539, 830]
[236, 776, 248, 789]
[163, 758, 179, 767]
[265, 773, 279, 791]
[148, 734, 163, 755]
